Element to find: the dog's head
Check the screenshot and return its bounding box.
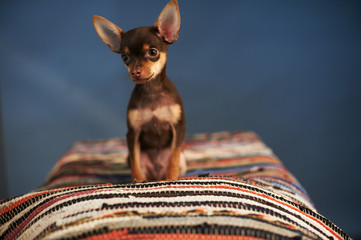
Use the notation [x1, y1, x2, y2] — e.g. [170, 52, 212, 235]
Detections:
[92, 0, 180, 84]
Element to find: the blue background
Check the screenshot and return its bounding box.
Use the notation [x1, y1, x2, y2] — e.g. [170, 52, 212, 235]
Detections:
[1, 0, 360, 237]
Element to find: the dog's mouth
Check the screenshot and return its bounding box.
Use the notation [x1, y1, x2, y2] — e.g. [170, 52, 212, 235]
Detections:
[131, 73, 154, 84]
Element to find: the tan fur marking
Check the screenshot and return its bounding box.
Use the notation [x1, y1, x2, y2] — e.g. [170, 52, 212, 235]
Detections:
[131, 133, 144, 182]
[128, 104, 181, 130]
[143, 44, 150, 52]
[137, 52, 167, 81]
[149, 52, 167, 80]
[167, 124, 179, 180]
[125, 47, 130, 55]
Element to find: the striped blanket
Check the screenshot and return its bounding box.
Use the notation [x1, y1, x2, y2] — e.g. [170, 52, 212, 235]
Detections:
[0, 131, 350, 239]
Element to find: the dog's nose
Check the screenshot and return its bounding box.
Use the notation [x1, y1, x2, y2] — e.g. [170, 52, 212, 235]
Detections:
[132, 68, 141, 78]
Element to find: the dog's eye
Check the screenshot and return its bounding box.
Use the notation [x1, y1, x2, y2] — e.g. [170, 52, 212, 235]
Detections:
[121, 53, 129, 63]
[148, 48, 158, 56]
[147, 48, 159, 59]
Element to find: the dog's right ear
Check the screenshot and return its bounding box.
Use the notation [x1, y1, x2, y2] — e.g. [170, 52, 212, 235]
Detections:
[92, 16, 123, 53]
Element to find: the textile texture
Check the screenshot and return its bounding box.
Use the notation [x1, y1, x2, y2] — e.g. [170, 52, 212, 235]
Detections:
[0, 132, 350, 239]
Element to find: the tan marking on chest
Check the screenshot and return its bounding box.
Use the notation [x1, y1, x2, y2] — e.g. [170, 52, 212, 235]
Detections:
[128, 104, 181, 130]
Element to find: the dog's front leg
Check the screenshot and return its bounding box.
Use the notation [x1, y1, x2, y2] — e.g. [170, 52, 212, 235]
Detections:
[166, 125, 183, 180]
[127, 130, 144, 182]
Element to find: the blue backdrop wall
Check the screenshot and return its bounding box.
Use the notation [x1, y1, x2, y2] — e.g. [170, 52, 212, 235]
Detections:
[1, 0, 360, 237]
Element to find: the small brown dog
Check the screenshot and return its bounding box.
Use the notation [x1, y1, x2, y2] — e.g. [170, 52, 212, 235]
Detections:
[92, 0, 186, 182]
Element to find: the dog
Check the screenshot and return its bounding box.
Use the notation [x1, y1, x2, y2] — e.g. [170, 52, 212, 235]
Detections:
[92, 0, 186, 182]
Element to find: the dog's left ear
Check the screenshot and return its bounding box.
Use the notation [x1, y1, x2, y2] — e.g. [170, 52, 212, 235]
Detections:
[154, 0, 181, 44]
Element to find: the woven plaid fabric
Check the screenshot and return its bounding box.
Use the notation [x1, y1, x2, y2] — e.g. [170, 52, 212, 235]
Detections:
[0, 132, 350, 239]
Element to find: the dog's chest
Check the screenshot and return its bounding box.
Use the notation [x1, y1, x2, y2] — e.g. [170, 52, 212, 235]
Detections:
[128, 104, 181, 130]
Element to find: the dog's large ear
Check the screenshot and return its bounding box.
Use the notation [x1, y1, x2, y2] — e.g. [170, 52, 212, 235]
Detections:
[154, 0, 181, 44]
[92, 16, 123, 53]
